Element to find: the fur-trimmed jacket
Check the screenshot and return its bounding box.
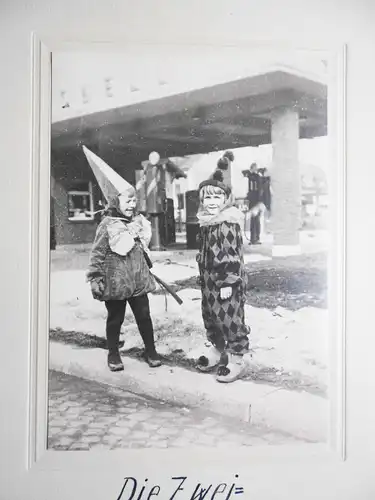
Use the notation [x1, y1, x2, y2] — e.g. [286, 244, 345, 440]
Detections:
[86, 214, 156, 301]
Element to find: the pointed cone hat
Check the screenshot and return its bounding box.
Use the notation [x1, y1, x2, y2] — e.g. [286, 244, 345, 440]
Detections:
[82, 146, 134, 204]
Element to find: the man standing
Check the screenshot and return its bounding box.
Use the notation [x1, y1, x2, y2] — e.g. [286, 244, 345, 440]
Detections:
[258, 167, 272, 238]
[258, 167, 272, 214]
[242, 162, 262, 244]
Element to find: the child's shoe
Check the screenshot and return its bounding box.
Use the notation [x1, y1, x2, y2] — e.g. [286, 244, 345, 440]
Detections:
[196, 345, 222, 372]
[144, 350, 162, 368]
[107, 350, 124, 372]
[216, 353, 247, 383]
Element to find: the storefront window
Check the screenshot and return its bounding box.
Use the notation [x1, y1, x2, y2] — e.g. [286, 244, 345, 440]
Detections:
[67, 182, 94, 221]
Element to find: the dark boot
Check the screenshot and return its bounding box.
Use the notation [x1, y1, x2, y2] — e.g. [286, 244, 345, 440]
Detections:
[143, 349, 162, 368]
[107, 350, 124, 372]
[128, 295, 162, 368]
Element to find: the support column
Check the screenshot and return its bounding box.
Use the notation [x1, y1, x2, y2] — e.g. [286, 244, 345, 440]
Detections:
[271, 107, 301, 257]
[145, 162, 166, 251]
[150, 215, 164, 250]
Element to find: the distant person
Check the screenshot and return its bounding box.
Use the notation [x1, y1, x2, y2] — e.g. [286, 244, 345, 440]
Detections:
[242, 162, 262, 244]
[258, 167, 272, 215]
[257, 167, 272, 235]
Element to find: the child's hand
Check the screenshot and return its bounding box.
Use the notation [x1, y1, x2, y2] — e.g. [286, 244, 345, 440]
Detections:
[220, 286, 232, 300]
[91, 280, 104, 300]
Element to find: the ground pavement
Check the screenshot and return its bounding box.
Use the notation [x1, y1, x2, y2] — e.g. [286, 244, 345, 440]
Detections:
[48, 370, 306, 451]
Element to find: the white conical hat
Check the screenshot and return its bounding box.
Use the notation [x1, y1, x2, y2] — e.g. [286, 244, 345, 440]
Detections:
[82, 146, 134, 203]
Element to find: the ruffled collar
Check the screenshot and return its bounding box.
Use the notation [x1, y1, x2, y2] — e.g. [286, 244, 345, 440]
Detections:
[104, 214, 152, 257]
[197, 204, 244, 227]
[106, 214, 145, 239]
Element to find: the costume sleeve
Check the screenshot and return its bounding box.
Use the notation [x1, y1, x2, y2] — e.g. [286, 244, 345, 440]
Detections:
[86, 221, 108, 282]
[212, 221, 243, 288]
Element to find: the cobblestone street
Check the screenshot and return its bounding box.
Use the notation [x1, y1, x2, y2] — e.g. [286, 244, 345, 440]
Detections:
[48, 370, 304, 450]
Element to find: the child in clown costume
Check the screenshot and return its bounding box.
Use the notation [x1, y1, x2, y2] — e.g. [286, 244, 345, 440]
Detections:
[83, 147, 162, 372]
[196, 159, 251, 383]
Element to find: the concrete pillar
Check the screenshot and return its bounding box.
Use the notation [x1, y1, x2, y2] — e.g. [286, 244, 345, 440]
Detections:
[150, 215, 164, 251]
[271, 107, 301, 256]
[145, 163, 166, 251]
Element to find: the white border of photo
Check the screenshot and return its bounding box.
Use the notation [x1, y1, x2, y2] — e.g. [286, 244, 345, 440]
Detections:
[28, 38, 346, 474]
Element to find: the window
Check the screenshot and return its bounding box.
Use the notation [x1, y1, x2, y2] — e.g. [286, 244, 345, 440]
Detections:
[67, 182, 94, 221]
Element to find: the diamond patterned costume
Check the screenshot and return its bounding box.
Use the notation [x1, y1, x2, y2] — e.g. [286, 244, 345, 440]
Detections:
[196, 207, 251, 355]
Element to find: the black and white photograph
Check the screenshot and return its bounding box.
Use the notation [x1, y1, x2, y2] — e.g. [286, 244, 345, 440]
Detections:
[48, 45, 331, 452]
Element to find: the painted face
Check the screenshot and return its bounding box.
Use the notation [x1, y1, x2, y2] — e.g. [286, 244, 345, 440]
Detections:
[202, 191, 226, 215]
[118, 193, 137, 217]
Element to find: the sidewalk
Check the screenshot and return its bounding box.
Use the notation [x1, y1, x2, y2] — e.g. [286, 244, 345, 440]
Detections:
[50, 343, 327, 443]
[49, 370, 306, 450]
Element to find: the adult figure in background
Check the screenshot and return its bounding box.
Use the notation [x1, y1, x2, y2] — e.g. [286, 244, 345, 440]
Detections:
[258, 167, 272, 215]
[258, 167, 272, 236]
[242, 162, 262, 244]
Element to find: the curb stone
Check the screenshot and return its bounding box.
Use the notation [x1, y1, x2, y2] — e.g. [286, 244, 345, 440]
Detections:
[49, 341, 328, 443]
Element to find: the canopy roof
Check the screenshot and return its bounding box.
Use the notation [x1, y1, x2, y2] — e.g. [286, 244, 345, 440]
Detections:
[52, 66, 327, 160]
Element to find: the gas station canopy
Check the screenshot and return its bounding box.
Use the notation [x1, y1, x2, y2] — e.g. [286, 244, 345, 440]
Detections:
[51, 67, 327, 159]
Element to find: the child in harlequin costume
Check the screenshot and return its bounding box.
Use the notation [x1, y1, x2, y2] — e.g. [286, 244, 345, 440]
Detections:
[196, 155, 251, 383]
[83, 146, 162, 372]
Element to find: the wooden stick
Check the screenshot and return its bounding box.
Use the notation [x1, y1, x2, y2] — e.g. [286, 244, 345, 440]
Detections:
[151, 273, 183, 305]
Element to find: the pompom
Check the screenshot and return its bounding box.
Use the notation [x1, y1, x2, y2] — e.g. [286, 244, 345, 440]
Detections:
[217, 157, 229, 170]
[223, 150, 234, 162]
[212, 169, 224, 182]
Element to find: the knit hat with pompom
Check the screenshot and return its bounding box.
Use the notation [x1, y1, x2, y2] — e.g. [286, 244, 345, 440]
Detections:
[198, 150, 234, 196]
